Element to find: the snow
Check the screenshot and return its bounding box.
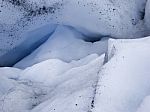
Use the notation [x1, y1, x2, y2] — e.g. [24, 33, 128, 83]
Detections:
[14, 26, 107, 69]
[0, 24, 56, 66]
[0, 67, 21, 79]
[1, 0, 150, 112]
[136, 95, 150, 112]
[93, 37, 150, 112]
[0, 0, 149, 66]
[0, 54, 105, 112]
[30, 55, 104, 112]
[145, 0, 150, 31]
[2, 36, 150, 112]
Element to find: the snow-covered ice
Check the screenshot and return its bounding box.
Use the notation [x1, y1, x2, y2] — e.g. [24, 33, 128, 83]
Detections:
[0, 54, 105, 112]
[0, 0, 149, 66]
[14, 26, 107, 69]
[1, 0, 150, 112]
[93, 37, 150, 112]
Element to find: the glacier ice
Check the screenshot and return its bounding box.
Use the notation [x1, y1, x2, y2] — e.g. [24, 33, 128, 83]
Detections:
[93, 37, 150, 112]
[14, 26, 108, 69]
[1, 0, 150, 112]
[0, 0, 149, 66]
[0, 54, 105, 112]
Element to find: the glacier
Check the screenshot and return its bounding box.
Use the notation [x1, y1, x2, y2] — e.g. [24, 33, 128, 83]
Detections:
[0, 0, 150, 112]
[0, 0, 150, 66]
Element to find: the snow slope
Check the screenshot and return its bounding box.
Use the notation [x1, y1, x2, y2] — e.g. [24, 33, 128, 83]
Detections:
[93, 37, 150, 112]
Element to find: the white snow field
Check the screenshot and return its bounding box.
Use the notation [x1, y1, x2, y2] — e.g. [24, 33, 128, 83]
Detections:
[1, 0, 150, 112]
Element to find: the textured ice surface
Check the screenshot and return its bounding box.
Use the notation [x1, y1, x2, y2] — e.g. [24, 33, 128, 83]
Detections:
[14, 26, 108, 69]
[0, 0, 149, 66]
[1, 0, 150, 112]
[0, 54, 105, 112]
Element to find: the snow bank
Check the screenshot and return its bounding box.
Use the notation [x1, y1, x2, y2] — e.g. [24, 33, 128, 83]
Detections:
[93, 37, 150, 112]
